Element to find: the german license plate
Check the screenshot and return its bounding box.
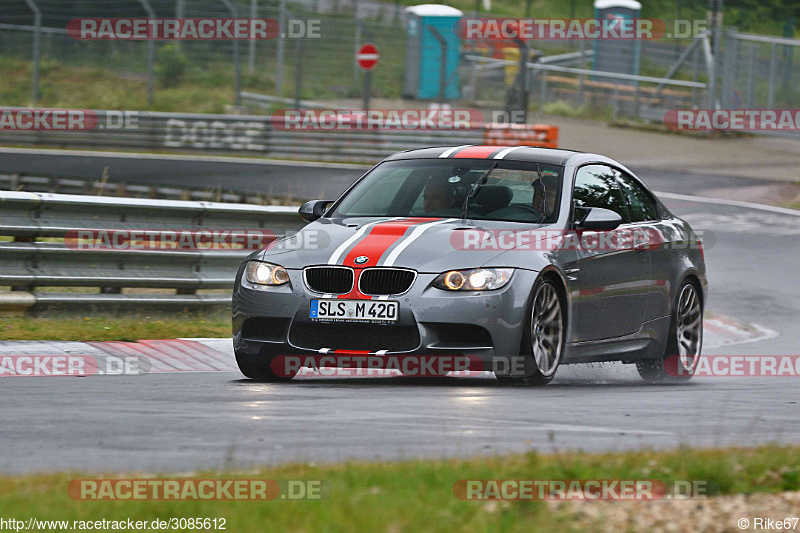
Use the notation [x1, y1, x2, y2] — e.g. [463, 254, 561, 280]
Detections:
[310, 299, 398, 323]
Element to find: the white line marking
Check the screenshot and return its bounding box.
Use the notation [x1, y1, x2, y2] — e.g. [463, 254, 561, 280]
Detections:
[375, 350, 388, 356]
[655, 191, 800, 217]
[439, 145, 471, 158]
[327, 218, 401, 264]
[382, 218, 456, 267]
[493, 146, 524, 159]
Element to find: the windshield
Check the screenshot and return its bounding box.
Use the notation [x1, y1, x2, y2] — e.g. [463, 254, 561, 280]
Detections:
[331, 159, 563, 224]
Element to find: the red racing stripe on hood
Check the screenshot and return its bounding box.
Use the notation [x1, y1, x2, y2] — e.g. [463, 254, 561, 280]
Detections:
[452, 145, 508, 159]
[340, 218, 440, 268]
[337, 218, 439, 299]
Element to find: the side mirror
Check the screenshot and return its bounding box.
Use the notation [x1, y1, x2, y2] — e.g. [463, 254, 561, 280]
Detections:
[299, 200, 331, 222]
[575, 207, 622, 231]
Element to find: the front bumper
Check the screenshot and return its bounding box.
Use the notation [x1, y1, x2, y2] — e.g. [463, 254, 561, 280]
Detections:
[232, 267, 538, 367]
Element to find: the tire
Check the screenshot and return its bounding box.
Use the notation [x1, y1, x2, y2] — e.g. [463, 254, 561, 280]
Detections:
[497, 277, 565, 386]
[636, 279, 703, 383]
[235, 350, 297, 382]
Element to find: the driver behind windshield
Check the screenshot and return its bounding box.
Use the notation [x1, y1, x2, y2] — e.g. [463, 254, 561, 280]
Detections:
[422, 175, 459, 213]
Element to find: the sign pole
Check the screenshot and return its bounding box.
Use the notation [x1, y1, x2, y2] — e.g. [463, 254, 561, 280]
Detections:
[363, 70, 372, 112]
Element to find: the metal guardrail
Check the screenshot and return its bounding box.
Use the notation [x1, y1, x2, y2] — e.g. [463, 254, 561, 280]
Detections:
[0, 108, 485, 163]
[0, 173, 271, 204]
[0, 107, 559, 163]
[0, 191, 306, 312]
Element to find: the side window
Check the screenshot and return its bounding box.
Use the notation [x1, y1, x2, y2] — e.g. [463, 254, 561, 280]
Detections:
[573, 165, 630, 224]
[615, 170, 659, 222]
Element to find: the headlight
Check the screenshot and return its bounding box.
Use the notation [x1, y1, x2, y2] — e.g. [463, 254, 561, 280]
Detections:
[432, 268, 514, 291]
[244, 261, 290, 286]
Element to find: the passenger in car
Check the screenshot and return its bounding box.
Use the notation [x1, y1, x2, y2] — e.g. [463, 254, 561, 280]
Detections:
[532, 175, 559, 219]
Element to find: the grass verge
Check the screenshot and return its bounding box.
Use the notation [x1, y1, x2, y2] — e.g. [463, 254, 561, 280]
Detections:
[0, 316, 230, 341]
[0, 446, 797, 532]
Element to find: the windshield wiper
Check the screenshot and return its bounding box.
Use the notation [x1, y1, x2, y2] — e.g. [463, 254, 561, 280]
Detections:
[461, 162, 498, 220]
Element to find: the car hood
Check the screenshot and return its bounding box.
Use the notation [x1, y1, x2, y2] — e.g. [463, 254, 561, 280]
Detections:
[258, 216, 556, 272]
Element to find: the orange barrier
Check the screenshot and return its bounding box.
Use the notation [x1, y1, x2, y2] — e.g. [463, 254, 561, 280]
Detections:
[484, 124, 559, 148]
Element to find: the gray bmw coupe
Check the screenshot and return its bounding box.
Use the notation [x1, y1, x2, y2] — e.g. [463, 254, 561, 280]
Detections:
[232, 146, 707, 385]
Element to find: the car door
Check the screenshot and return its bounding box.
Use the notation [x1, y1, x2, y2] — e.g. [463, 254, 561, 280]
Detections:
[571, 164, 651, 342]
[614, 168, 669, 321]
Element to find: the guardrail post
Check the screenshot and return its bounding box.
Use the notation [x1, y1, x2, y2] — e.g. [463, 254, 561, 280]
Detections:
[220, 0, 242, 106]
[22, 0, 41, 102]
[137, 0, 157, 108]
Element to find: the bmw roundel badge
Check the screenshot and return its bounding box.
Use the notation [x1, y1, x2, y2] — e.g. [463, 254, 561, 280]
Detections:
[354, 256, 369, 265]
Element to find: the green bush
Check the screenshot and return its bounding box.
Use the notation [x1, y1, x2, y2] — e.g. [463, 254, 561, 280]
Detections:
[155, 43, 188, 88]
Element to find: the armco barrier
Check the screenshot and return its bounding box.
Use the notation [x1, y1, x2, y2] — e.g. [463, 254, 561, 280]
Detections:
[0, 191, 306, 312]
[0, 108, 558, 163]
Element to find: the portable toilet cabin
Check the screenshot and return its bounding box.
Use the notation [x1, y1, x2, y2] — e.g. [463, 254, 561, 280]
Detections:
[404, 4, 463, 99]
[592, 0, 642, 79]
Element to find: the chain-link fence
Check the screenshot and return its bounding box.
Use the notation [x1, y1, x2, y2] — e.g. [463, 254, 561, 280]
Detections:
[721, 30, 800, 111]
[1, 1, 798, 131]
[0, 0, 407, 110]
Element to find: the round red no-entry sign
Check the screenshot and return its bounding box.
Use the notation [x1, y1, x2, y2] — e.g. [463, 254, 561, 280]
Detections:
[357, 43, 379, 71]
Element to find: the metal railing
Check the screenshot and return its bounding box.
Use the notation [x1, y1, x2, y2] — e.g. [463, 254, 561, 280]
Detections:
[0, 108, 559, 163]
[0, 190, 306, 312]
[1, 172, 278, 204]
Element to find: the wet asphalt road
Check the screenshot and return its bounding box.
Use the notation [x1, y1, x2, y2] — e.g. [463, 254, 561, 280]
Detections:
[1, 173, 798, 474]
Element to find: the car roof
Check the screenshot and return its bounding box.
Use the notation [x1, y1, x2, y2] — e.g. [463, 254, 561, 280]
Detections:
[384, 145, 585, 166]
